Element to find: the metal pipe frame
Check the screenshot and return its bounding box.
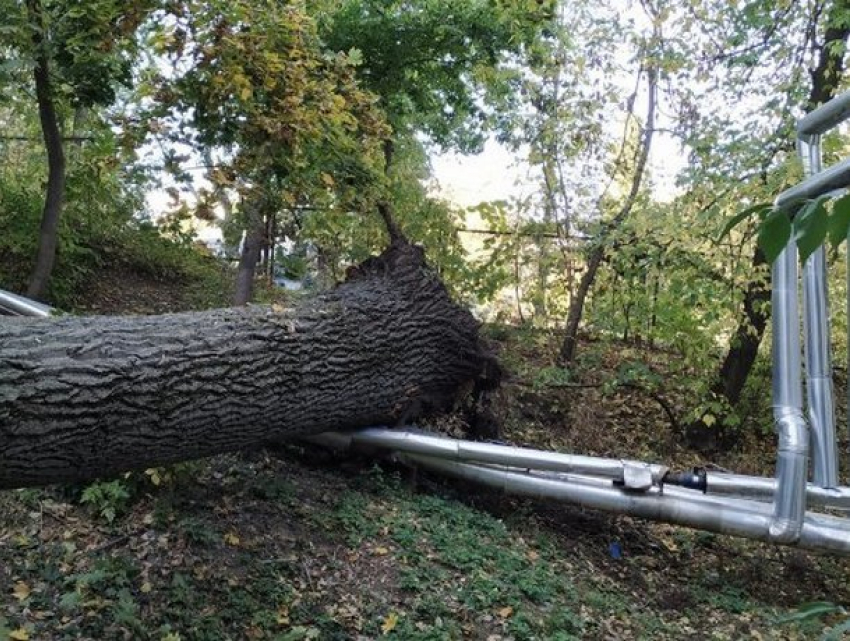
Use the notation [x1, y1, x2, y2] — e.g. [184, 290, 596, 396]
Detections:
[309, 429, 850, 555]
[401, 455, 850, 556]
[768, 242, 809, 542]
[798, 136, 840, 488]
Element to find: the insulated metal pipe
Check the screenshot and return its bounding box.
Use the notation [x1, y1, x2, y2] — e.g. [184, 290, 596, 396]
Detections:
[705, 472, 850, 509]
[797, 90, 850, 138]
[307, 427, 667, 481]
[798, 137, 840, 488]
[311, 427, 850, 510]
[774, 157, 850, 212]
[0, 288, 52, 317]
[402, 454, 850, 556]
[768, 242, 809, 542]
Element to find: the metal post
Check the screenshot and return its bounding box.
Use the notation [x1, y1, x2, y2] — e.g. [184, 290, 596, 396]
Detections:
[798, 136, 839, 488]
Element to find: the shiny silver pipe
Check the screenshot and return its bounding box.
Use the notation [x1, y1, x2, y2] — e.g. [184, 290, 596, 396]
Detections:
[769, 242, 809, 542]
[774, 156, 850, 212]
[306, 428, 667, 486]
[0, 288, 52, 317]
[705, 472, 850, 509]
[798, 89, 850, 137]
[311, 427, 850, 509]
[402, 454, 850, 555]
[798, 136, 840, 488]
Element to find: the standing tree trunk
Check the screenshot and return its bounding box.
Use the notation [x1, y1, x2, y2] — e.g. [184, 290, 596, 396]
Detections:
[0, 240, 500, 489]
[559, 62, 658, 365]
[234, 197, 268, 305]
[26, 0, 67, 301]
[685, 7, 850, 450]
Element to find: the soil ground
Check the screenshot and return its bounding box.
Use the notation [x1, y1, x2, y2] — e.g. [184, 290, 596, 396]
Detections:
[2, 264, 849, 640]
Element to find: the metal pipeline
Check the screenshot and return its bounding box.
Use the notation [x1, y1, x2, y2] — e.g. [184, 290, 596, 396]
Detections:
[704, 472, 850, 509]
[0, 288, 53, 317]
[307, 427, 667, 484]
[312, 426, 850, 510]
[797, 89, 850, 138]
[399, 454, 850, 556]
[768, 242, 809, 542]
[798, 135, 840, 488]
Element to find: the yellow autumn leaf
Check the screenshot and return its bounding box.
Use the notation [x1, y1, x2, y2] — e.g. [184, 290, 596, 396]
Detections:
[381, 611, 398, 634]
[240, 85, 252, 101]
[141, 581, 152, 594]
[276, 605, 290, 625]
[12, 581, 31, 601]
[224, 532, 240, 546]
[497, 606, 514, 619]
[703, 413, 716, 427]
[374, 546, 389, 556]
[10, 628, 30, 640]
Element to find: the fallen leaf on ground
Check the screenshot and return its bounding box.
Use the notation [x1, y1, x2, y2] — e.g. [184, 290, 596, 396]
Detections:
[381, 611, 398, 634]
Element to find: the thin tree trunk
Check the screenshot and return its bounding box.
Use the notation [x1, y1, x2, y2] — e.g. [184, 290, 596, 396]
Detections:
[26, 0, 67, 301]
[714, 248, 769, 406]
[559, 62, 658, 364]
[234, 199, 265, 305]
[0, 240, 500, 488]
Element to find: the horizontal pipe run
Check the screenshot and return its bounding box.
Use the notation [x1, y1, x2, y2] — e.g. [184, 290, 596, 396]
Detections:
[308, 428, 667, 483]
[774, 158, 850, 212]
[518, 465, 850, 512]
[0, 288, 52, 317]
[311, 428, 850, 510]
[706, 473, 850, 509]
[798, 89, 850, 137]
[403, 454, 850, 556]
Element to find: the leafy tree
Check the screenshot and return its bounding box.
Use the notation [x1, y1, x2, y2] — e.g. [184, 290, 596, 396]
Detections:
[312, 0, 558, 262]
[141, 0, 389, 303]
[665, 0, 850, 448]
[0, 0, 155, 299]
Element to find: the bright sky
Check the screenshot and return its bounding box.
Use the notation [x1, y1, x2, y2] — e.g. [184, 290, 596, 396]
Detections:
[429, 132, 687, 211]
[429, 141, 536, 209]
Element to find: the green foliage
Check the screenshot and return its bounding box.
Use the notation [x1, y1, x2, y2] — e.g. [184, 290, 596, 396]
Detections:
[79, 479, 132, 523]
[777, 601, 850, 641]
[722, 193, 850, 265]
[143, 0, 390, 273]
[315, 0, 556, 150]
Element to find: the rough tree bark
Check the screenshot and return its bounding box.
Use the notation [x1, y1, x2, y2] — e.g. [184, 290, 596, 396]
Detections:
[26, 0, 67, 301]
[233, 208, 264, 305]
[0, 240, 500, 488]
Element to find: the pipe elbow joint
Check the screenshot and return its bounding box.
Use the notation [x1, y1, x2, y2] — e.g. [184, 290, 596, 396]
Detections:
[769, 518, 802, 544]
[770, 410, 808, 544]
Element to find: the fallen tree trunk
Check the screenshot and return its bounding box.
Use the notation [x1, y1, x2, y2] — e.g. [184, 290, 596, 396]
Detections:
[0, 241, 499, 488]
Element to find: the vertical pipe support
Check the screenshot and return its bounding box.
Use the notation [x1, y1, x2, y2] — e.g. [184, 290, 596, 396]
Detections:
[770, 243, 809, 542]
[798, 136, 839, 488]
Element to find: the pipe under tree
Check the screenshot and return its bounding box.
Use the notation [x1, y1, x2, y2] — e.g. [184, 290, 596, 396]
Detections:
[0, 240, 500, 488]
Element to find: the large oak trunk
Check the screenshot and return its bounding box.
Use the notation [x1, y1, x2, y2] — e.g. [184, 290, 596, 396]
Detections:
[0, 241, 499, 488]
